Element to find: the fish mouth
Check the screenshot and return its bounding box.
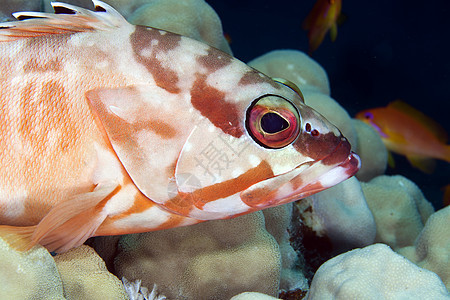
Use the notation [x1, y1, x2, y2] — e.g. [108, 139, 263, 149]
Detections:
[240, 138, 361, 208]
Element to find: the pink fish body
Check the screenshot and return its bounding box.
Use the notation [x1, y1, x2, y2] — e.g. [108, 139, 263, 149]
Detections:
[0, 1, 360, 252]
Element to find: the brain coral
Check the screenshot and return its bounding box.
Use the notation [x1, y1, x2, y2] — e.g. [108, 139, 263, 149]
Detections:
[112, 212, 282, 299]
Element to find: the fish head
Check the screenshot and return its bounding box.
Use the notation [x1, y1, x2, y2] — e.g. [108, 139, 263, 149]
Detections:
[356, 109, 388, 138]
[170, 79, 361, 219]
[85, 25, 359, 220]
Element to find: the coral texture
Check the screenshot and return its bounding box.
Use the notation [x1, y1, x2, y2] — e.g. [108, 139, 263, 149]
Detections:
[306, 244, 450, 299]
[54, 245, 128, 299]
[112, 212, 282, 299]
[361, 175, 435, 250]
[397, 206, 450, 290]
[230, 292, 281, 300]
[0, 236, 64, 299]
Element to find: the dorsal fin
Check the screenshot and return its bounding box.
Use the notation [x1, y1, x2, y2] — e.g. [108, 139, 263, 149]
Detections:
[0, 0, 129, 42]
[388, 100, 448, 143]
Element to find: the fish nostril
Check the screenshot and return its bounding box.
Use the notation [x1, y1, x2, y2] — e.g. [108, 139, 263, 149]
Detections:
[311, 129, 319, 136]
[305, 123, 311, 132]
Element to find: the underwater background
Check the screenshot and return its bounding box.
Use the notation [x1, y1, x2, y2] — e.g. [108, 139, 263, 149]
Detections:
[206, 0, 450, 210]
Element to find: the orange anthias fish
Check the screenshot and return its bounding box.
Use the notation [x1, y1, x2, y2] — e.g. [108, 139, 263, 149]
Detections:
[0, 1, 360, 253]
[356, 100, 450, 173]
[302, 0, 342, 53]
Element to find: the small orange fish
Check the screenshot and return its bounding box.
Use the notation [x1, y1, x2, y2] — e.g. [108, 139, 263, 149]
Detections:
[356, 100, 450, 173]
[302, 0, 342, 53]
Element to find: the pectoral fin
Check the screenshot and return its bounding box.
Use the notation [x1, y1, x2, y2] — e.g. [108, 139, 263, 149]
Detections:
[0, 183, 120, 253]
[0, 225, 36, 252]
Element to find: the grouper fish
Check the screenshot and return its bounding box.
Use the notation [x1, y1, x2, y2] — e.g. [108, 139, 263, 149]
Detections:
[0, 1, 360, 252]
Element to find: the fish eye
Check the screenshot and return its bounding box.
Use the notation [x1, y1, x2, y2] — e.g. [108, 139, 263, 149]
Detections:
[260, 112, 289, 133]
[246, 95, 300, 149]
[364, 112, 373, 120]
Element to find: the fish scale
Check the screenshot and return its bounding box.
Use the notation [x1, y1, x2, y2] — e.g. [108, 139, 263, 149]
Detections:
[0, 0, 360, 253]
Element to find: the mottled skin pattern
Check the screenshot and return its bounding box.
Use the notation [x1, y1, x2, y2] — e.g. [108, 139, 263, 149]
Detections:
[0, 1, 360, 252]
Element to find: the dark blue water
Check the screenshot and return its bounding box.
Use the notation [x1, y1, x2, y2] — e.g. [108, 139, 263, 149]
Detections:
[207, 0, 450, 209]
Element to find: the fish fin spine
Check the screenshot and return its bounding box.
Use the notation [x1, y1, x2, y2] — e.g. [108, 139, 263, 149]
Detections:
[0, 225, 37, 251]
[0, 0, 129, 42]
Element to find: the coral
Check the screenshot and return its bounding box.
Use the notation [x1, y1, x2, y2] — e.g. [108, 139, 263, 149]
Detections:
[306, 243, 450, 299]
[360, 175, 435, 250]
[42, 0, 232, 54]
[53, 245, 128, 299]
[230, 292, 281, 300]
[109, 212, 282, 299]
[352, 119, 388, 181]
[0, 236, 64, 299]
[397, 206, 450, 290]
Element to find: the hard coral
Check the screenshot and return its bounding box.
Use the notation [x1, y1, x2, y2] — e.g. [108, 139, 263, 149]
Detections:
[361, 175, 435, 250]
[0, 236, 64, 299]
[231, 292, 281, 300]
[53, 245, 128, 299]
[112, 212, 282, 299]
[306, 244, 450, 299]
[397, 206, 450, 290]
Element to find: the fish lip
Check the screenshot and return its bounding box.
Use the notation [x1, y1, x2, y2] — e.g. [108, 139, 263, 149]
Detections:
[240, 143, 361, 208]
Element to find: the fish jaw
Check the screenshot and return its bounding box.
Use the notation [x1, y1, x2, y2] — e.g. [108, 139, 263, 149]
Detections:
[240, 139, 361, 208]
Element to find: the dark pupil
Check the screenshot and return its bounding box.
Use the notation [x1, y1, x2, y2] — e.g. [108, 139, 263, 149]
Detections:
[260, 112, 289, 134]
